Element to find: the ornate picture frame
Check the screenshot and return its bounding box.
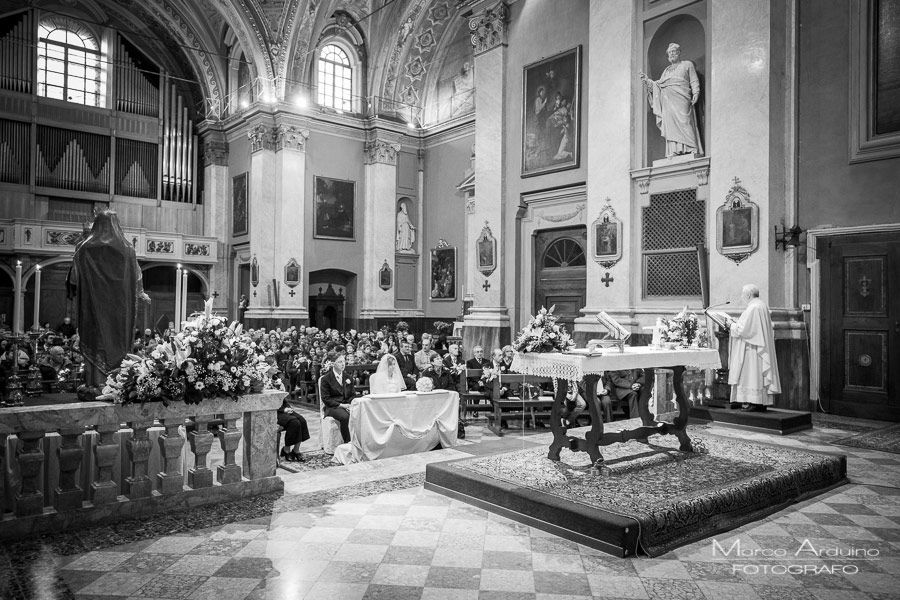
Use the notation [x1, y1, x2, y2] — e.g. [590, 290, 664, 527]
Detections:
[522, 46, 582, 177]
[476, 221, 497, 277]
[313, 176, 356, 240]
[716, 177, 759, 264]
[379, 260, 393, 291]
[232, 173, 248, 236]
[284, 258, 301, 288]
[430, 240, 456, 301]
[591, 199, 623, 269]
[250, 255, 259, 288]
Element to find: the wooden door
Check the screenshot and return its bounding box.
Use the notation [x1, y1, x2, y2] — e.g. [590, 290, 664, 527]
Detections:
[534, 227, 587, 333]
[822, 233, 900, 421]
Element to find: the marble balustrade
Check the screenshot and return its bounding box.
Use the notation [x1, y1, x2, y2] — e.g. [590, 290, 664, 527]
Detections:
[0, 391, 285, 536]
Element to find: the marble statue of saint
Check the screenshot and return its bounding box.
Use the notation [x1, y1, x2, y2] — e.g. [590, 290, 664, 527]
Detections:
[639, 43, 703, 157]
[396, 202, 416, 252]
[67, 209, 150, 389]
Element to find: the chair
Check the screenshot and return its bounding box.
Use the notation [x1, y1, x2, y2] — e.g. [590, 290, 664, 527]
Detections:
[318, 377, 344, 455]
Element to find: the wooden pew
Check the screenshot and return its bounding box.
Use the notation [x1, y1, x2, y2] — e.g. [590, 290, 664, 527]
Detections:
[486, 373, 558, 436]
[460, 369, 496, 422]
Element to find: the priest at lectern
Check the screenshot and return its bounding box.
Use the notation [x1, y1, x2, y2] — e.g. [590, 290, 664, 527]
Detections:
[726, 284, 781, 412]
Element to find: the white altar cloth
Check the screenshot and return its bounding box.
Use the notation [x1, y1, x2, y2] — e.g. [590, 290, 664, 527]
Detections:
[333, 390, 459, 465]
[510, 347, 722, 382]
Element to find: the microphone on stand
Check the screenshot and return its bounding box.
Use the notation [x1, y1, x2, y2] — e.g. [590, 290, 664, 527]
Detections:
[704, 301, 732, 329]
[703, 300, 730, 313]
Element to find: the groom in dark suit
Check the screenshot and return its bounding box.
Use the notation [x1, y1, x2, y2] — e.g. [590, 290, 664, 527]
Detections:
[320, 354, 356, 443]
[393, 340, 419, 389]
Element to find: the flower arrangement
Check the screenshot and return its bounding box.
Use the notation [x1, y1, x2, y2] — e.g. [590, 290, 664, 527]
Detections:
[513, 305, 576, 354]
[660, 308, 703, 348]
[415, 377, 434, 392]
[102, 299, 272, 405]
[433, 321, 452, 334]
[480, 366, 497, 383]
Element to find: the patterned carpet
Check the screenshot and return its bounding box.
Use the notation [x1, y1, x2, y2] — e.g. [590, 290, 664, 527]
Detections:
[836, 423, 900, 455]
[452, 428, 847, 556]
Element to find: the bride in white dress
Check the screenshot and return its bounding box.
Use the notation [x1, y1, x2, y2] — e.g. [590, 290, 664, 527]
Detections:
[368, 354, 407, 394]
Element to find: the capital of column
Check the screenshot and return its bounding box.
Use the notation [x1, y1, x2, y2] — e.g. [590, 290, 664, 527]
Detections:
[468, 1, 509, 56]
[275, 125, 310, 152]
[364, 139, 402, 165]
[248, 124, 277, 154]
[202, 140, 229, 167]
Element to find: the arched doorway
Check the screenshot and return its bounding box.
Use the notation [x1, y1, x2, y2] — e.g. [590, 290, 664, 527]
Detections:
[138, 266, 205, 334]
[534, 226, 587, 333]
[308, 269, 357, 331]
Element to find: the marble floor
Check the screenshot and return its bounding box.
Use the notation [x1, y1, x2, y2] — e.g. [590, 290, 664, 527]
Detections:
[3, 411, 900, 600]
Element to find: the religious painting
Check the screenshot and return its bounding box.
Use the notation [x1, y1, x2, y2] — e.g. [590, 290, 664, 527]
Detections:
[379, 260, 393, 291]
[314, 176, 355, 240]
[430, 240, 456, 301]
[591, 199, 623, 269]
[476, 221, 497, 277]
[522, 46, 582, 177]
[250, 255, 259, 288]
[284, 258, 301, 288]
[716, 177, 759, 265]
[232, 173, 248, 236]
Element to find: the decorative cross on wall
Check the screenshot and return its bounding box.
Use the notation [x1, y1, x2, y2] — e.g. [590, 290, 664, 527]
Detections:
[288, 289, 296, 297]
[482, 280, 491, 292]
[252, 290, 257, 298]
[211, 291, 219, 299]
[601, 272, 614, 287]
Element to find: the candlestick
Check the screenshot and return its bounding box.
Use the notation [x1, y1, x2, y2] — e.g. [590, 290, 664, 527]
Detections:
[14, 260, 22, 334]
[175, 265, 182, 332]
[32, 264, 41, 331]
[181, 268, 189, 323]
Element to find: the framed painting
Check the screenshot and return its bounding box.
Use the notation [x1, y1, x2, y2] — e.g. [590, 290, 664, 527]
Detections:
[430, 240, 456, 301]
[476, 221, 497, 277]
[379, 260, 393, 291]
[284, 258, 301, 288]
[522, 46, 582, 177]
[232, 173, 248, 236]
[314, 176, 356, 240]
[592, 199, 623, 269]
[716, 177, 759, 264]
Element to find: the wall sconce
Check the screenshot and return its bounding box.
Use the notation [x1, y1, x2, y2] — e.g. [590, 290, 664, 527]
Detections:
[774, 224, 804, 250]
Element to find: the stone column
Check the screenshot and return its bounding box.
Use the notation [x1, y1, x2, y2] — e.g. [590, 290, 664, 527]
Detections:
[245, 122, 278, 320]
[574, 0, 637, 343]
[462, 0, 511, 354]
[360, 134, 401, 326]
[272, 123, 309, 321]
[199, 126, 229, 315]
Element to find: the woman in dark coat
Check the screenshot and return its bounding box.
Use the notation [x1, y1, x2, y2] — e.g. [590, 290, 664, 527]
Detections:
[277, 396, 310, 462]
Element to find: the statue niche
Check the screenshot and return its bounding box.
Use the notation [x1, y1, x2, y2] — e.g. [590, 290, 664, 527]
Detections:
[395, 197, 417, 254]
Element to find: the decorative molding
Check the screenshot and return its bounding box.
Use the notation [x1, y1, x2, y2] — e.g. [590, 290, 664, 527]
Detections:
[540, 203, 586, 224]
[716, 177, 759, 265]
[202, 140, 228, 167]
[637, 177, 650, 194]
[275, 125, 310, 152]
[184, 242, 210, 257]
[364, 139, 402, 165]
[469, 1, 509, 55]
[693, 165, 709, 186]
[248, 124, 277, 153]
[465, 198, 476, 214]
[591, 198, 623, 270]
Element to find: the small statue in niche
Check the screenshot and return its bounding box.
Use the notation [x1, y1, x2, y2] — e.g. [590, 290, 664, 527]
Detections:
[639, 42, 703, 158]
[396, 200, 416, 252]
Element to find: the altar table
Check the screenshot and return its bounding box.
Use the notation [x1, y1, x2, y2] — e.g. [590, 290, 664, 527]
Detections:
[333, 390, 460, 465]
[511, 347, 721, 467]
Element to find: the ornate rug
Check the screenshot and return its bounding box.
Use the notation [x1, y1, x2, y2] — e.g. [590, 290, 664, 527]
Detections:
[812, 412, 883, 434]
[834, 423, 900, 454]
[450, 428, 846, 556]
[277, 450, 340, 473]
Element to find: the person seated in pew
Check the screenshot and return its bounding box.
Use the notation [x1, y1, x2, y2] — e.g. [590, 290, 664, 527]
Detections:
[443, 343, 465, 391]
[414, 339, 437, 374]
[369, 354, 407, 394]
[319, 354, 356, 443]
[465, 346, 491, 393]
[609, 369, 644, 419]
[277, 395, 310, 462]
[393, 340, 419, 390]
[38, 345, 72, 393]
[422, 353, 453, 390]
[500, 345, 516, 372]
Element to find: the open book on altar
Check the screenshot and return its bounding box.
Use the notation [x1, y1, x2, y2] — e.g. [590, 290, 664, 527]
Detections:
[596, 311, 630, 341]
[705, 309, 733, 330]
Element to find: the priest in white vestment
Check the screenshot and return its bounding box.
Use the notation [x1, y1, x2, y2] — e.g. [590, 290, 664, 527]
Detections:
[727, 284, 782, 412]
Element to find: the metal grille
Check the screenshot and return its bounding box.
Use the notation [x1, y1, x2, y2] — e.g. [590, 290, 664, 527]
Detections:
[645, 253, 702, 297]
[642, 188, 705, 297]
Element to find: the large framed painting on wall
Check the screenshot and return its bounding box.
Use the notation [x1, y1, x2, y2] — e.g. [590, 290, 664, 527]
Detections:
[232, 173, 248, 236]
[314, 176, 356, 240]
[430, 240, 456, 301]
[522, 46, 582, 177]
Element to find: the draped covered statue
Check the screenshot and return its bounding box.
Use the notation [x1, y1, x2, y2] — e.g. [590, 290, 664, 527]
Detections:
[67, 210, 149, 388]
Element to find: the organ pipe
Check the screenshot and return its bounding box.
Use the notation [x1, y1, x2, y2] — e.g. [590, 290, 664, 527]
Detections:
[0, 11, 34, 94]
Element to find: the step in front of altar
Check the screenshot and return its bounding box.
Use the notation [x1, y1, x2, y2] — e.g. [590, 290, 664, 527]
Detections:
[689, 405, 812, 435]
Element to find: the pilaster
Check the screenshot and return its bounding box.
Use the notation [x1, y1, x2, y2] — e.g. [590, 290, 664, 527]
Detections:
[199, 124, 229, 316]
[272, 122, 309, 320]
[245, 122, 278, 318]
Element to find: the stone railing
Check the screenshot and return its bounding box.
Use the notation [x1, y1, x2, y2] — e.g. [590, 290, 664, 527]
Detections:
[0, 391, 285, 539]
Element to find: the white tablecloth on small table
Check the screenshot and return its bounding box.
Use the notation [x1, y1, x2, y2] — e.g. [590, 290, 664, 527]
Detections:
[510, 347, 722, 382]
[333, 390, 459, 465]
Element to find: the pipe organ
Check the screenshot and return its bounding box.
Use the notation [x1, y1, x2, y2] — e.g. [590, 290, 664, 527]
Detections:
[0, 11, 200, 203]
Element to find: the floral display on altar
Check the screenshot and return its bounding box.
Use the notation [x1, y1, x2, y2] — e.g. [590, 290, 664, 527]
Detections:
[659, 308, 708, 348]
[513, 305, 576, 354]
[102, 300, 272, 405]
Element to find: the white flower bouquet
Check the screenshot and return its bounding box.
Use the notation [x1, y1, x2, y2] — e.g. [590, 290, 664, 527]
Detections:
[513, 305, 576, 354]
[415, 377, 434, 392]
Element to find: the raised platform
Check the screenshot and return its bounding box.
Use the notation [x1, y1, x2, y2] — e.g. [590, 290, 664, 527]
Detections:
[425, 430, 845, 557]
[689, 405, 813, 435]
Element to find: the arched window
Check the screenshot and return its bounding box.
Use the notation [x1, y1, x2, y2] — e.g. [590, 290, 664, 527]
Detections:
[37, 19, 101, 107]
[542, 238, 586, 268]
[317, 44, 352, 111]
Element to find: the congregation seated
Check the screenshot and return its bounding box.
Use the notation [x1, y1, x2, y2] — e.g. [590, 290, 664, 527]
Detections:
[442, 343, 465, 390]
[465, 346, 491, 395]
[369, 354, 407, 394]
[38, 345, 72, 393]
[414, 338, 437, 373]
